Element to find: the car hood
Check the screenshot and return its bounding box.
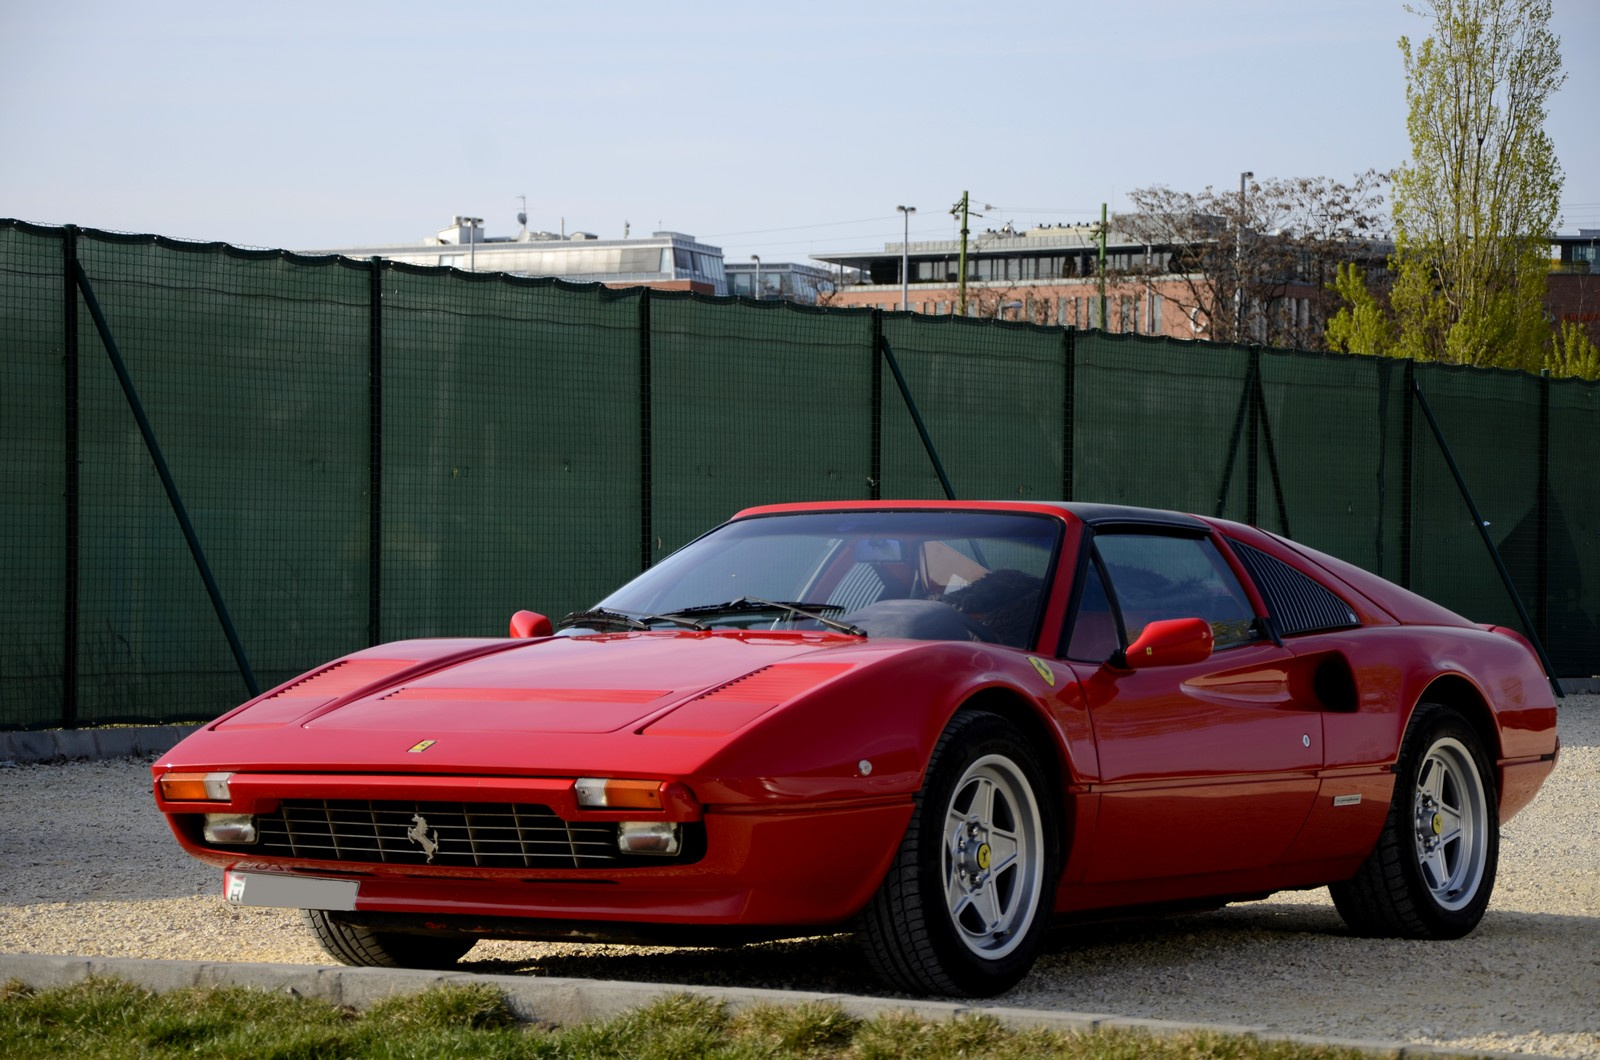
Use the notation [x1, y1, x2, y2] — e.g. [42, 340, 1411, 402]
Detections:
[327, 632, 864, 733]
[166, 631, 889, 775]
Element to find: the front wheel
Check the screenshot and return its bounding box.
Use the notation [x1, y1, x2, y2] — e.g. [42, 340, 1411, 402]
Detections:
[1330, 703, 1498, 939]
[858, 710, 1059, 997]
[303, 909, 476, 969]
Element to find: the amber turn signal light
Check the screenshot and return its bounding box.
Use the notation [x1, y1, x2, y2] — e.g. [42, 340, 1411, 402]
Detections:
[573, 777, 664, 810]
[157, 771, 234, 802]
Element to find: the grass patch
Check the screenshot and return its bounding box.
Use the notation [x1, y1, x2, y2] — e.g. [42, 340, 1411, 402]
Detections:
[0, 976, 1465, 1059]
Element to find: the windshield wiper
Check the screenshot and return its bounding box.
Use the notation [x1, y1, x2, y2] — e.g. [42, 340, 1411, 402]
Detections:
[558, 607, 710, 632]
[559, 608, 651, 632]
[663, 597, 866, 637]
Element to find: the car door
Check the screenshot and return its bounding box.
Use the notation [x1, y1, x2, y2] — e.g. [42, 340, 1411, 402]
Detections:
[1061, 528, 1323, 884]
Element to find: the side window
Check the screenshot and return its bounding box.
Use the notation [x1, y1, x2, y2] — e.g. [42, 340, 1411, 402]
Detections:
[1093, 533, 1258, 651]
[1064, 558, 1120, 662]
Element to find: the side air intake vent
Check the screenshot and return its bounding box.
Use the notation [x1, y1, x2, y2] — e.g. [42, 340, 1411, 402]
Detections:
[1231, 541, 1359, 637]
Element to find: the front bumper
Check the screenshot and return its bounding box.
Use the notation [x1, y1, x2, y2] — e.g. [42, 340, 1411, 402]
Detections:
[161, 775, 912, 928]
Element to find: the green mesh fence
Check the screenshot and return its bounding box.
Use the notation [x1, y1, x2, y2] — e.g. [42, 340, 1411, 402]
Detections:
[1, 225, 66, 722]
[649, 297, 875, 553]
[1546, 381, 1600, 674]
[378, 269, 643, 642]
[2, 219, 1593, 729]
[880, 316, 1068, 501]
[1256, 351, 1410, 579]
[72, 235, 373, 720]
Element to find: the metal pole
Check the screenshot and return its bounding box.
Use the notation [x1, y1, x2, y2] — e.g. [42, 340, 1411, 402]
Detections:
[367, 257, 384, 646]
[952, 191, 970, 316]
[1236, 172, 1252, 338]
[1410, 375, 1562, 697]
[69, 261, 259, 699]
[879, 331, 956, 500]
[751, 255, 761, 300]
[1097, 204, 1107, 328]
[897, 205, 915, 311]
[62, 226, 81, 727]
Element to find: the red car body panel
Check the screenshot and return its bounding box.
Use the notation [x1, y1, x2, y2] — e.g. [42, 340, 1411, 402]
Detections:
[153, 499, 1559, 938]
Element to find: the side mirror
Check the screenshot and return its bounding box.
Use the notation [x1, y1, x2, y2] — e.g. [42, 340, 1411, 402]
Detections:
[509, 610, 554, 639]
[1117, 617, 1213, 670]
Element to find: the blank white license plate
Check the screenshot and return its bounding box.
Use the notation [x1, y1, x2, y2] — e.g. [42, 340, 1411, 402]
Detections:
[223, 870, 358, 911]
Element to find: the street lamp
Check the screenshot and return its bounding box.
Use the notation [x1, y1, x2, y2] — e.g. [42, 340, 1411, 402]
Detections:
[897, 205, 916, 311]
[1235, 173, 1252, 337]
[751, 255, 761, 300]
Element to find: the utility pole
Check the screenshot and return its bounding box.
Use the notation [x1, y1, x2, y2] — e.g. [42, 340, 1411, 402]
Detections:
[1236, 171, 1253, 338]
[897, 205, 916, 311]
[1097, 204, 1108, 329]
[950, 191, 979, 317]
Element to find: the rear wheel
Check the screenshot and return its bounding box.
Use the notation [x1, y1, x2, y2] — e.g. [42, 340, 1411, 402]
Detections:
[303, 909, 475, 969]
[1330, 703, 1498, 939]
[859, 710, 1059, 997]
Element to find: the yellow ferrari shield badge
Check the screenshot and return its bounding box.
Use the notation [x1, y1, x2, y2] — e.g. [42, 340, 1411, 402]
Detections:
[1027, 656, 1056, 687]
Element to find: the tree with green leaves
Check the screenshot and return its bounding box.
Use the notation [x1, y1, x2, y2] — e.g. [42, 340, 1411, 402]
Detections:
[1547, 319, 1600, 379]
[1325, 262, 1400, 356]
[1387, 0, 1565, 372]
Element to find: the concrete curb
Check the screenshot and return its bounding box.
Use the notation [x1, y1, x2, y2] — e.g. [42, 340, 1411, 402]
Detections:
[0, 726, 199, 765]
[0, 952, 1527, 1058]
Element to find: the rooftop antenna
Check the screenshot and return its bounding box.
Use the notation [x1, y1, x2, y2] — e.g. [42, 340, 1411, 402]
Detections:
[516, 195, 528, 231]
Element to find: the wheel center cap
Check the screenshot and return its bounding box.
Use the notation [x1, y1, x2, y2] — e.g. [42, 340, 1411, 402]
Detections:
[1432, 812, 1443, 836]
[977, 843, 991, 871]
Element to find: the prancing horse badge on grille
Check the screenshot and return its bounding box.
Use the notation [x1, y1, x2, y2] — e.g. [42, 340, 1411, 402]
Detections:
[406, 814, 440, 862]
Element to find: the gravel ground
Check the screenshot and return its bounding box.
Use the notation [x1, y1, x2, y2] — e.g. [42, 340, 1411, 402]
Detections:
[1, 698, 1596, 1057]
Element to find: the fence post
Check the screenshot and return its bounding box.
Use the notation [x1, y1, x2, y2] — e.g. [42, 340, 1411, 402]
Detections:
[1215, 348, 1256, 520]
[1246, 347, 1261, 527]
[1062, 326, 1075, 501]
[876, 320, 955, 501]
[61, 226, 80, 728]
[1252, 352, 1291, 538]
[869, 312, 883, 500]
[367, 257, 384, 646]
[638, 289, 654, 570]
[1410, 373, 1561, 696]
[1400, 359, 1415, 589]
[1536, 371, 1551, 648]
[69, 260, 260, 700]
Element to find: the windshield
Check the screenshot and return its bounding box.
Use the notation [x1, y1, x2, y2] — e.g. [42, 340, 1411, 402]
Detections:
[591, 510, 1062, 648]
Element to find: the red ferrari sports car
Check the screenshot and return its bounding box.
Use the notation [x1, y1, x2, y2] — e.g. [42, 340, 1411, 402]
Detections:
[152, 501, 1560, 997]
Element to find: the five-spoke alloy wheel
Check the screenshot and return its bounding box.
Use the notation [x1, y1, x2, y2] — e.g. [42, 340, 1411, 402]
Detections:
[941, 753, 1048, 963]
[860, 709, 1059, 996]
[1331, 702, 1499, 939]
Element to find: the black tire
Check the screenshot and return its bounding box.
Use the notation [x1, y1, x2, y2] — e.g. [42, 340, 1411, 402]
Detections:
[858, 710, 1060, 997]
[1330, 703, 1499, 939]
[302, 909, 475, 969]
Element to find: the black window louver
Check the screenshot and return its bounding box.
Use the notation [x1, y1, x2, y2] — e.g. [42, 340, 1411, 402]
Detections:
[1230, 541, 1359, 637]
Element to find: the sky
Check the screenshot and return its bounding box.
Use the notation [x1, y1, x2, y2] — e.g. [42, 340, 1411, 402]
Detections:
[4, 0, 1597, 267]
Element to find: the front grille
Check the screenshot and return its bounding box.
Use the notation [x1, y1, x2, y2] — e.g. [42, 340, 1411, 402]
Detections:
[246, 799, 625, 869]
